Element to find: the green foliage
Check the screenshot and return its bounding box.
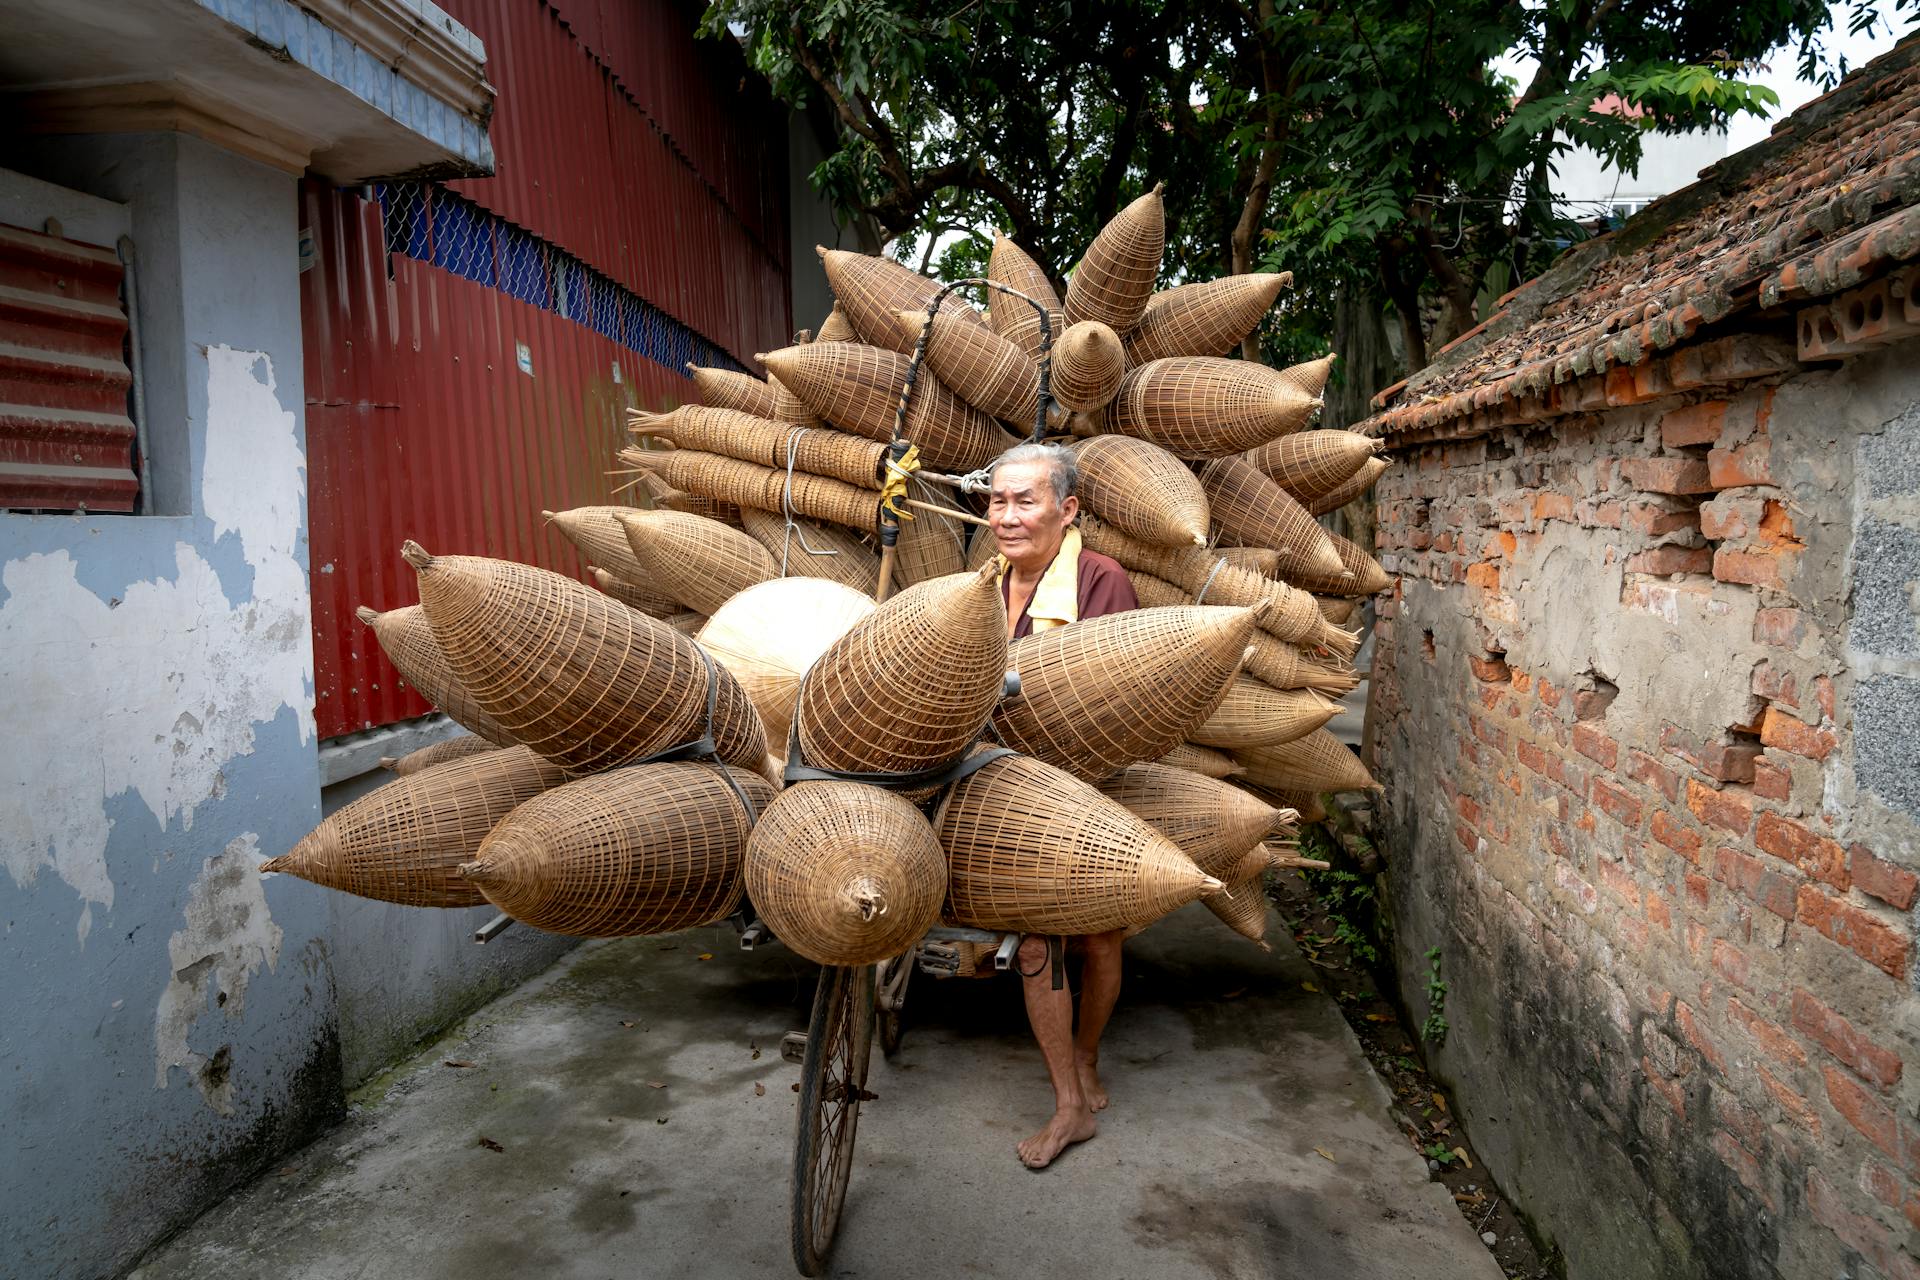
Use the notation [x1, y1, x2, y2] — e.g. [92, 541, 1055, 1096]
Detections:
[1422, 945, 1449, 1047]
[1305, 866, 1380, 965]
[1423, 1141, 1459, 1165]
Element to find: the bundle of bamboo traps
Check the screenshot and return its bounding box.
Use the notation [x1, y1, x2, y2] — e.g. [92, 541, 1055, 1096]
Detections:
[262, 183, 1393, 964]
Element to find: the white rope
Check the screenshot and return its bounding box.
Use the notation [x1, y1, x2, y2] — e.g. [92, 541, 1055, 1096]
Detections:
[778, 427, 837, 575]
[1194, 557, 1228, 606]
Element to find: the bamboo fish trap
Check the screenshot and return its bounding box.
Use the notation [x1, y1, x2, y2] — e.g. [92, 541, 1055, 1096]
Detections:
[1155, 742, 1243, 778]
[262, 746, 568, 907]
[1243, 429, 1380, 501]
[1064, 185, 1164, 334]
[1198, 454, 1347, 580]
[1126, 570, 1190, 610]
[766, 374, 822, 428]
[664, 610, 707, 636]
[793, 563, 1008, 776]
[1202, 850, 1272, 950]
[1111, 357, 1321, 458]
[688, 364, 781, 418]
[992, 604, 1263, 781]
[1217, 546, 1281, 576]
[1277, 353, 1337, 400]
[1050, 321, 1126, 412]
[761, 342, 1017, 474]
[819, 247, 986, 353]
[938, 753, 1220, 934]
[1308, 457, 1390, 516]
[697, 578, 876, 749]
[619, 447, 882, 533]
[738, 508, 880, 594]
[892, 476, 970, 587]
[1096, 762, 1292, 879]
[1191, 678, 1342, 750]
[629, 405, 888, 489]
[379, 734, 492, 775]
[986, 232, 1063, 363]
[403, 543, 767, 775]
[816, 306, 857, 343]
[617, 508, 778, 617]
[1280, 531, 1393, 597]
[589, 566, 684, 616]
[1246, 633, 1362, 694]
[1123, 272, 1292, 364]
[1318, 596, 1359, 624]
[745, 781, 947, 967]
[543, 506, 676, 613]
[1235, 728, 1379, 794]
[1071, 436, 1208, 547]
[460, 762, 774, 936]
[895, 308, 1038, 425]
[355, 605, 518, 747]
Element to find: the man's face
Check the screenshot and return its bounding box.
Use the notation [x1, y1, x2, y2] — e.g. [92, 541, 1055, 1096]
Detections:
[989, 460, 1078, 562]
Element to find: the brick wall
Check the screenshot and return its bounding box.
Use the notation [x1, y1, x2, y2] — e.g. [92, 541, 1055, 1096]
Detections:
[1366, 336, 1920, 1280]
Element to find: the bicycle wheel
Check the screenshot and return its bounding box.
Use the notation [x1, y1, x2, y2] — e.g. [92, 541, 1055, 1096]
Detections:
[789, 964, 875, 1276]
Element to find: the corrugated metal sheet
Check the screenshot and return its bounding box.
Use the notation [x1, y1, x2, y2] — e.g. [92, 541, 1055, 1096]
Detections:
[0, 222, 137, 511]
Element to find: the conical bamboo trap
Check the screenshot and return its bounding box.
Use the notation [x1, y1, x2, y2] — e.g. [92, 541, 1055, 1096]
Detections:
[762, 342, 1017, 475]
[617, 508, 778, 617]
[816, 306, 856, 343]
[1096, 762, 1291, 879]
[1071, 436, 1209, 547]
[1197, 454, 1346, 580]
[1202, 853, 1272, 950]
[898, 308, 1038, 425]
[689, 364, 781, 418]
[404, 543, 766, 775]
[697, 577, 875, 748]
[938, 752, 1220, 934]
[355, 605, 518, 747]
[1126, 570, 1191, 610]
[1064, 185, 1164, 334]
[1190, 677, 1342, 750]
[261, 746, 568, 907]
[544, 506, 674, 608]
[1276, 353, 1336, 400]
[794, 563, 1008, 776]
[745, 781, 946, 966]
[819, 247, 986, 353]
[629, 405, 887, 489]
[1217, 546, 1281, 576]
[1123, 272, 1291, 364]
[1111, 358, 1321, 458]
[380, 734, 492, 776]
[1318, 596, 1359, 624]
[589, 566, 684, 617]
[619, 447, 882, 533]
[1307, 457, 1390, 516]
[1245, 633, 1361, 693]
[1281, 531, 1393, 597]
[766, 374, 823, 428]
[1050, 321, 1126, 412]
[739, 508, 880, 593]
[892, 476, 971, 587]
[461, 762, 774, 936]
[992, 604, 1262, 781]
[1235, 728, 1378, 794]
[1243, 429, 1379, 501]
[664, 610, 707, 636]
[986, 232, 1063, 362]
[1155, 741, 1243, 778]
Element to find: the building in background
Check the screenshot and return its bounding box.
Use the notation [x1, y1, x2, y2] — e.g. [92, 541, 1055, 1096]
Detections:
[1552, 97, 1730, 228]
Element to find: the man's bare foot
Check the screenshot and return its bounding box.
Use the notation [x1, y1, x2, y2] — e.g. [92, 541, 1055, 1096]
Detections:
[1016, 1106, 1096, 1169]
[1076, 1055, 1109, 1112]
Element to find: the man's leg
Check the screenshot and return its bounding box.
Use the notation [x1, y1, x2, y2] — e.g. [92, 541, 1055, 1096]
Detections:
[1015, 935, 1095, 1169]
[1074, 929, 1125, 1111]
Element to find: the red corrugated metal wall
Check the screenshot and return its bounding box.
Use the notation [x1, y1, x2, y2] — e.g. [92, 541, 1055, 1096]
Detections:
[302, 0, 792, 740]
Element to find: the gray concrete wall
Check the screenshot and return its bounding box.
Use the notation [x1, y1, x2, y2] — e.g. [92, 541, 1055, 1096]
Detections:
[787, 109, 852, 337]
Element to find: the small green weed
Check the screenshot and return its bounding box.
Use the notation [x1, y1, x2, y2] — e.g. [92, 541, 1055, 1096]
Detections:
[1421, 945, 1449, 1046]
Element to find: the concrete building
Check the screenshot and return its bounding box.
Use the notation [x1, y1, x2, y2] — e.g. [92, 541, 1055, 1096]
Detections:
[0, 2, 811, 1277]
[1360, 36, 1920, 1280]
[1551, 99, 1730, 226]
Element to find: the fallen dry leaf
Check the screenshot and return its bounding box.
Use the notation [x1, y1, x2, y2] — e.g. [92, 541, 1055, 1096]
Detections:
[444, 1060, 476, 1069]
[1432, 1092, 1447, 1111]
[754, 1082, 766, 1097]
[750, 1047, 762, 1060]
[477, 1136, 504, 1153]
[791, 1082, 801, 1092]
[620, 1020, 637, 1028]
[1364, 1013, 1393, 1023]
[1452, 1146, 1473, 1168]
[1222, 988, 1247, 1000]
[1301, 982, 1319, 993]
[648, 1081, 666, 1089]
[697, 952, 715, 961]
[1313, 1146, 1336, 1163]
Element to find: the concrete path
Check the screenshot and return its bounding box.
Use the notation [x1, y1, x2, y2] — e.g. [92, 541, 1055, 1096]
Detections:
[131, 903, 1502, 1280]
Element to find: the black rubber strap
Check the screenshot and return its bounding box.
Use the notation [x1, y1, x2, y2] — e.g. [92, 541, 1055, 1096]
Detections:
[626, 645, 759, 824]
[782, 714, 1013, 792]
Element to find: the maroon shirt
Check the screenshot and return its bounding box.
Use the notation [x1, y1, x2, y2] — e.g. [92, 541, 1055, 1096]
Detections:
[1003, 547, 1140, 640]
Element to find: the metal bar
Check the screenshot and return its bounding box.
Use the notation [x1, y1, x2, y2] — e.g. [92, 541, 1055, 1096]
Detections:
[993, 932, 1022, 971]
[473, 914, 514, 944]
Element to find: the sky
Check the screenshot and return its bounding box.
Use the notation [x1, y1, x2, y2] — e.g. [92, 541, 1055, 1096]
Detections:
[1723, 2, 1912, 151]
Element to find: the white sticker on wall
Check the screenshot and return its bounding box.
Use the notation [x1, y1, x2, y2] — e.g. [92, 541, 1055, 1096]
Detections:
[611, 361, 623, 385]
[516, 342, 533, 376]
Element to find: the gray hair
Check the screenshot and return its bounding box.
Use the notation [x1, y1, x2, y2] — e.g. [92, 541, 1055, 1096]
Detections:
[987, 442, 1078, 504]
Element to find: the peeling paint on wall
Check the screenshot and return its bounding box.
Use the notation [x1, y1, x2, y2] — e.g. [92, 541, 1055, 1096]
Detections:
[152, 834, 284, 1113]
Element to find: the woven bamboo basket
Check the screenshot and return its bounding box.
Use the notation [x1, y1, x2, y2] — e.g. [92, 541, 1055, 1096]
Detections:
[588, 566, 684, 617]
[1072, 436, 1208, 547]
[404, 543, 767, 774]
[379, 734, 493, 776]
[1202, 857, 1271, 950]
[1198, 454, 1346, 580]
[1278, 353, 1337, 400]
[696, 577, 875, 747]
[635, 471, 744, 529]
[1218, 546, 1281, 577]
[1111, 357, 1321, 459]
[460, 762, 774, 936]
[893, 476, 971, 587]
[1246, 633, 1361, 693]
[1282, 531, 1393, 597]
[739, 508, 880, 594]
[986, 231, 1064, 363]
[1318, 596, 1359, 624]
[355, 605, 519, 747]
[1125, 570, 1191, 610]
[1123, 272, 1292, 364]
[616, 509, 778, 617]
[938, 753, 1219, 933]
[1050, 321, 1126, 412]
[965, 526, 1003, 573]
[992, 604, 1261, 781]
[1236, 728, 1378, 793]
[618, 447, 882, 533]
[1156, 741, 1243, 778]
[816, 306, 857, 343]
[689, 364, 781, 418]
[760, 343, 1016, 474]
[794, 563, 1008, 775]
[1244, 429, 1379, 502]
[261, 746, 568, 907]
[544, 506, 670, 602]
[1096, 762, 1288, 879]
[1063, 185, 1164, 334]
[665, 610, 707, 636]
[897, 308, 1038, 425]
[1307, 457, 1390, 516]
[1191, 677, 1342, 750]
[767, 374, 823, 427]
[819, 248, 986, 353]
[745, 781, 946, 967]
[630, 406, 887, 489]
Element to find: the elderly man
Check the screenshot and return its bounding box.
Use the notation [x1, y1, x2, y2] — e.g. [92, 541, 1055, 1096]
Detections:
[985, 442, 1139, 1169]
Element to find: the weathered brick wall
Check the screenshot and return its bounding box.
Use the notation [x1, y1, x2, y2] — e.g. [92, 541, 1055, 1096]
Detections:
[1367, 336, 1920, 1280]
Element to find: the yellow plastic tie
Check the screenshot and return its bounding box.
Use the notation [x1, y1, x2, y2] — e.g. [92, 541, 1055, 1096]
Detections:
[879, 442, 922, 521]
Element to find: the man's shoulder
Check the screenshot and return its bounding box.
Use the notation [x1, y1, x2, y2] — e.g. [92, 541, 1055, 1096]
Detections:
[1077, 547, 1129, 581]
[1076, 546, 1139, 619]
